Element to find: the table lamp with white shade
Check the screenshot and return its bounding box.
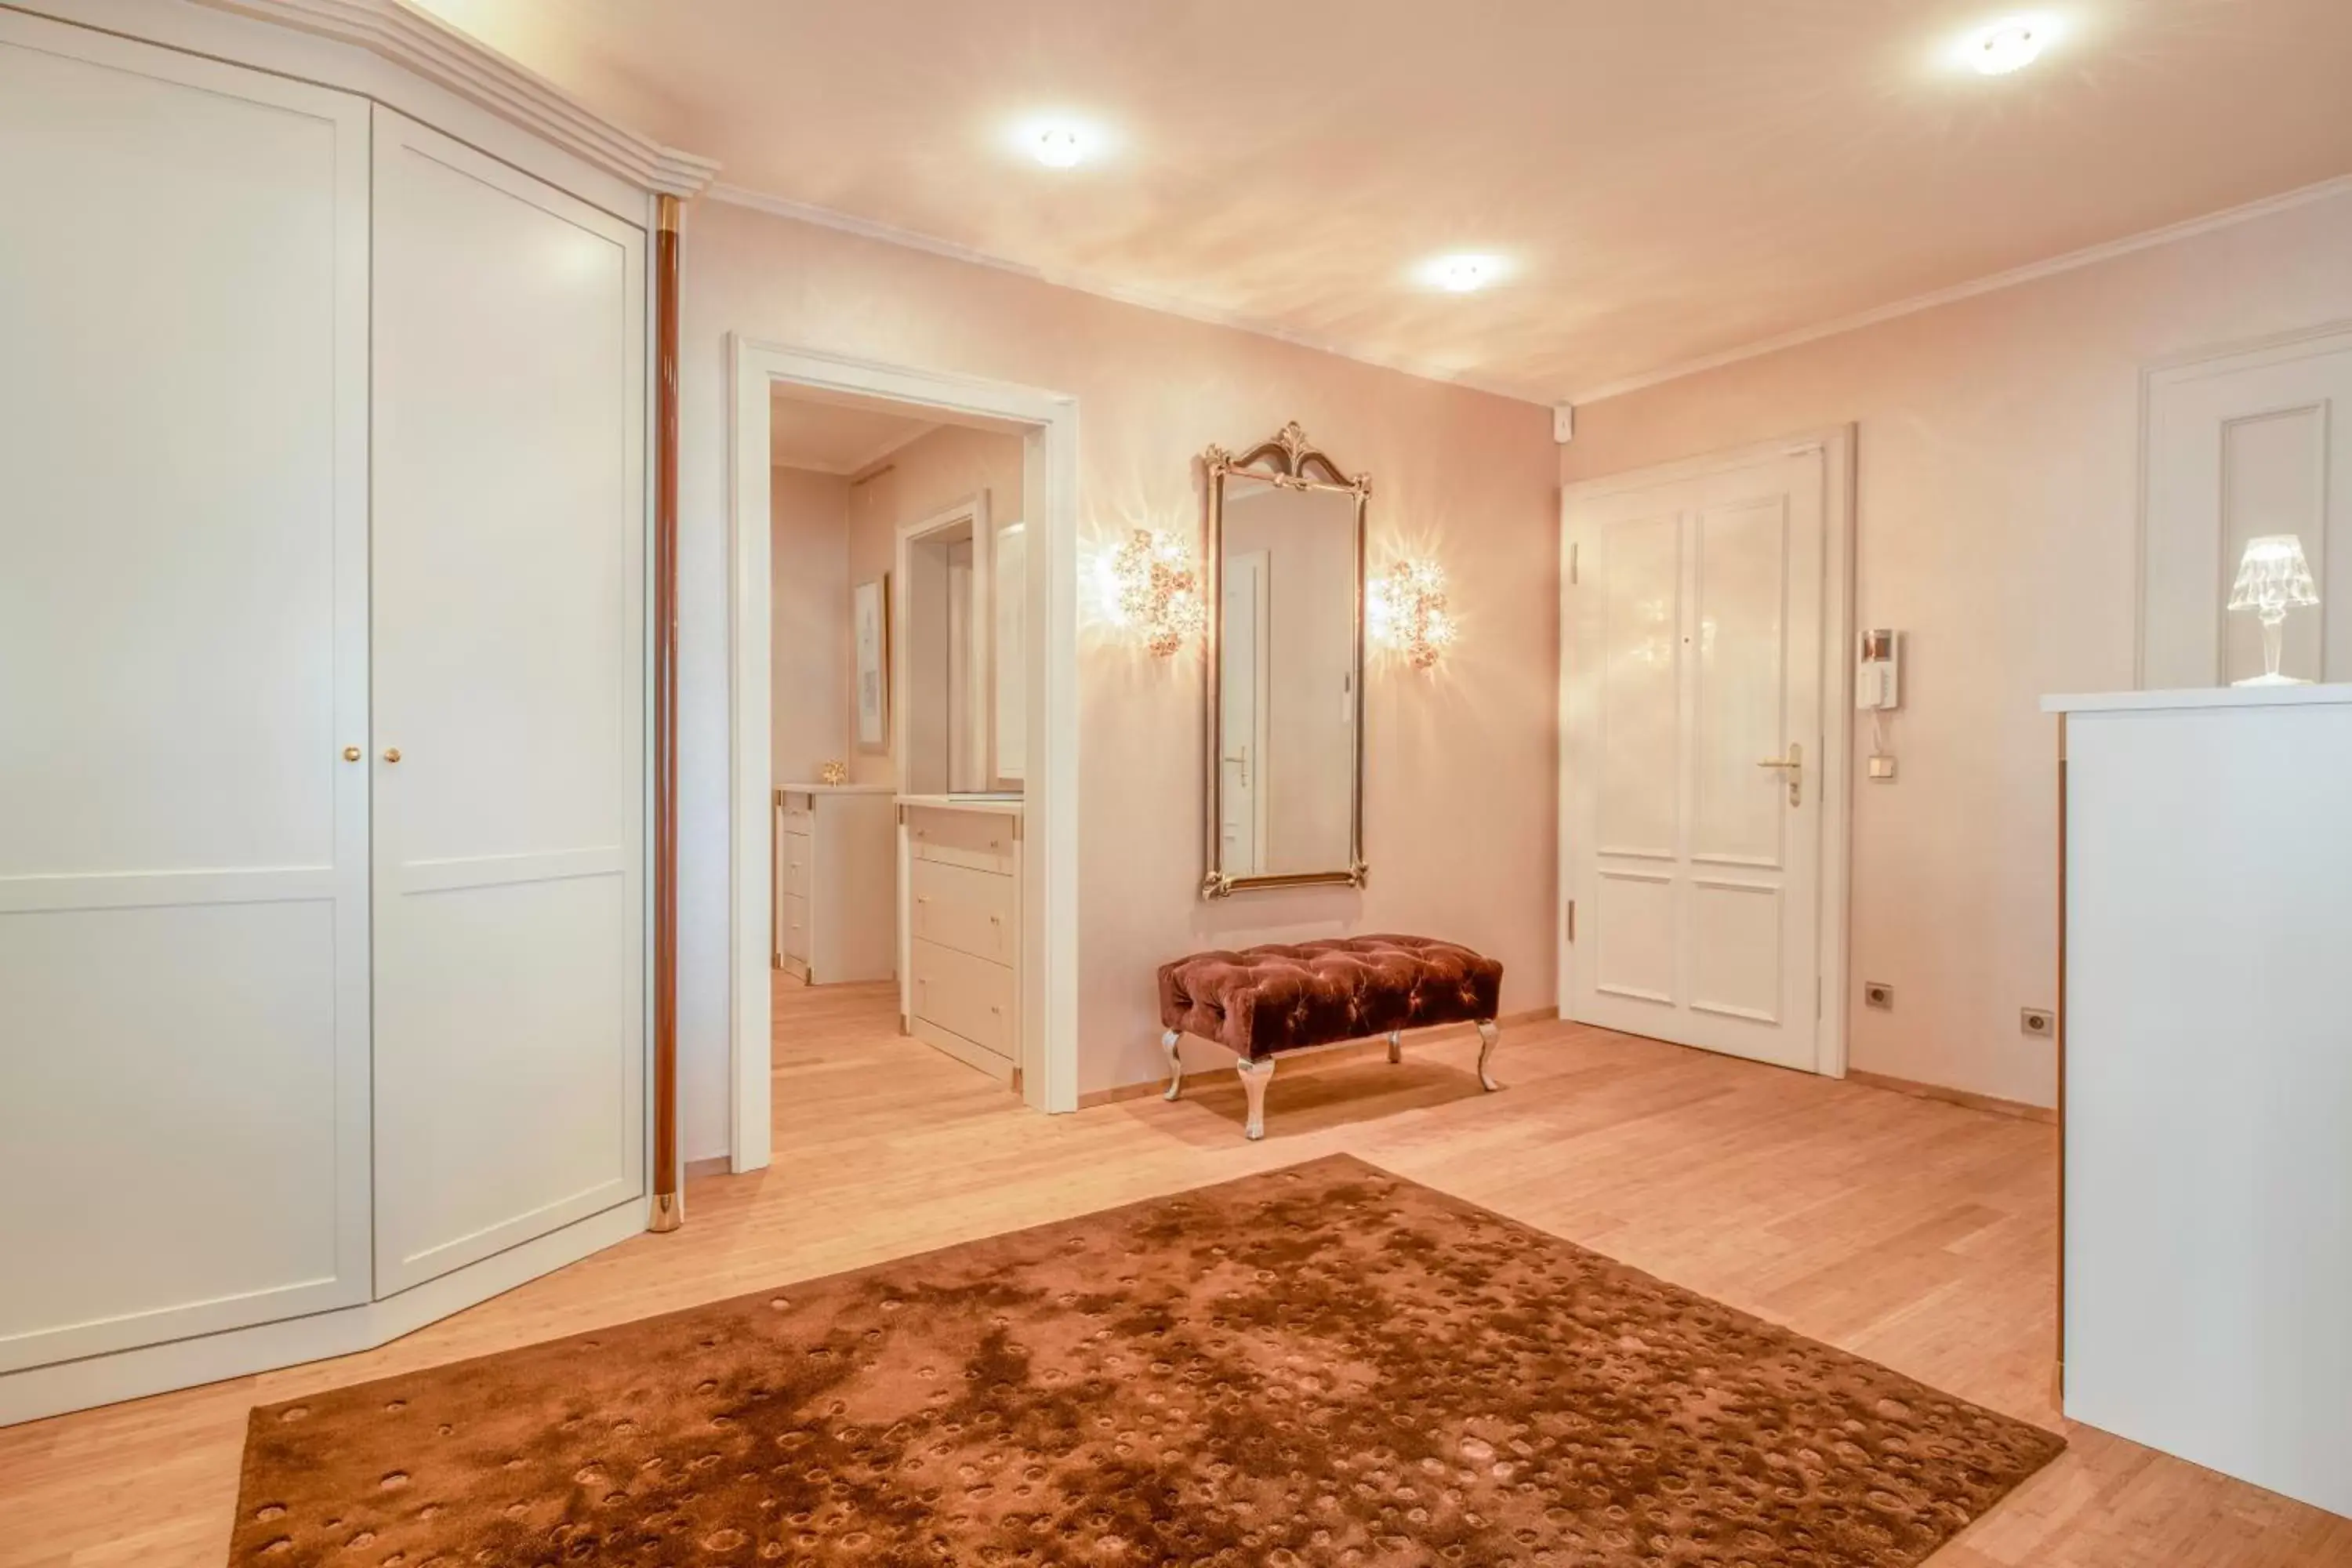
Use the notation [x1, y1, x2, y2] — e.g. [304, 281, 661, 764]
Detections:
[2227, 534, 2321, 687]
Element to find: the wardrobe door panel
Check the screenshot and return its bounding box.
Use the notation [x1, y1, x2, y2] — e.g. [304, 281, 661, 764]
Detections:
[0, 15, 372, 1370]
[370, 109, 647, 1296]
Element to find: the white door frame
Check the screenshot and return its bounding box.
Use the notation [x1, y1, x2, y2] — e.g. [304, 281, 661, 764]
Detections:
[1556, 424, 1857, 1077]
[729, 338, 1081, 1167]
[894, 492, 993, 793]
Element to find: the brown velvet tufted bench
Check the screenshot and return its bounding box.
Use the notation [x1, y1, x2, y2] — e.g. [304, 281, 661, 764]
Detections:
[1157, 935, 1504, 1140]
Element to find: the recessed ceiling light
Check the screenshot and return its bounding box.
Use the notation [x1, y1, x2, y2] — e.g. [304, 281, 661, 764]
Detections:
[1427, 253, 1504, 293]
[1030, 124, 1087, 168]
[1969, 17, 2048, 74]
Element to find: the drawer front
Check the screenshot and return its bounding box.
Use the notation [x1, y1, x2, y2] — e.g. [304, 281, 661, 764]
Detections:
[780, 891, 811, 961]
[779, 828, 813, 905]
[907, 808, 1015, 875]
[778, 791, 814, 828]
[909, 938, 1014, 1058]
[911, 858, 1014, 965]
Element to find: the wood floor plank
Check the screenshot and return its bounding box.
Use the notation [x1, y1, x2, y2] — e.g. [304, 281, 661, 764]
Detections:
[0, 977, 2340, 1566]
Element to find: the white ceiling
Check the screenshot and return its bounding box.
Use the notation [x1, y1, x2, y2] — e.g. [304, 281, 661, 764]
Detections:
[768, 392, 937, 476]
[415, 0, 2352, 404]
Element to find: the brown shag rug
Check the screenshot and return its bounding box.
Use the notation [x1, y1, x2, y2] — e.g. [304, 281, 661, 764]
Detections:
[230, 1155, 2061, 1566]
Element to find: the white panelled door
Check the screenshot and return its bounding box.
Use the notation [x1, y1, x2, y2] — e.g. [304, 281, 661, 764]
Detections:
[2143, 327, 2352, 688]
[0, 17, 374, 1370]
[369, 109, 647, 1296]
[1220, 550, 1270, 875]
[1562, 447, 1832, 1073]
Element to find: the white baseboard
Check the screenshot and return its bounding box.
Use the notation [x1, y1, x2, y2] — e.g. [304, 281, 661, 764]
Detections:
[0, 1199, 648, 1428]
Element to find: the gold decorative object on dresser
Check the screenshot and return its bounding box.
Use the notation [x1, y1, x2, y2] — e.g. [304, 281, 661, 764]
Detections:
[898, 797, 1024, 1085]
[773, 785, 898, 983]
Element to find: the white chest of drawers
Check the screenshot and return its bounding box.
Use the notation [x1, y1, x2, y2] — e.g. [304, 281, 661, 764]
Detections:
[774, 785, 898, 984]
[898, 797, 1024, 1084]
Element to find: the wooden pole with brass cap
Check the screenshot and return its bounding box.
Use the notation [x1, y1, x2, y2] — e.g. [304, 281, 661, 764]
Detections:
[650, 193, 683, 1233]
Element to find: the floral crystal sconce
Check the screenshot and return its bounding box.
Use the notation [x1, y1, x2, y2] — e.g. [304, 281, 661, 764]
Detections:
[2227, 535, 2320, 687]
[1368, 558, 1455, 670]
[1103, 526, 1205, 657]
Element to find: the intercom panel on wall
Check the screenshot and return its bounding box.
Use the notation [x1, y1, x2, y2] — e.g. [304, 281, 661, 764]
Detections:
[1857, 629, 1902, 710]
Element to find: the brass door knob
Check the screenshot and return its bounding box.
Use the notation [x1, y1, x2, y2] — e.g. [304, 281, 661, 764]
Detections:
[342, 746, 362, 762]
[383, 747, 403, 764]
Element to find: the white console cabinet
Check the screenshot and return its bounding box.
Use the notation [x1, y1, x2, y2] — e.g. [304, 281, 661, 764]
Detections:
[898, 799, 1025, 1085]
[2049, 685, 2352, 1519]
[775, 785, 897, 983]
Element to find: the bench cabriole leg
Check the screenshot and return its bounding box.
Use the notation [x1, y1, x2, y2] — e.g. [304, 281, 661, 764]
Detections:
[1236, 1054, 1276, 1141]
[1386, 1029, 1403, 1064]
[1162, 1029, 1184, 1102]
[1475, 1019, 1501, 1092]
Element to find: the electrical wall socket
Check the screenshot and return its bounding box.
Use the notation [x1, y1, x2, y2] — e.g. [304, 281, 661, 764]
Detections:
[2020, 1007, 2055, 1038]
[1864, 982, 1894, 1010]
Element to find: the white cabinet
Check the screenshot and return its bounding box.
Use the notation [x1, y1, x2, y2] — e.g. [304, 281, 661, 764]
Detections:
[0, 14, 376, 1374]
[773, 786, 895, 984]
[0, 5, 663, 1421]
[898, 800, 1022, 1083]
[2051, 686, 2352, 1520]
[368, 110, 645, 1296]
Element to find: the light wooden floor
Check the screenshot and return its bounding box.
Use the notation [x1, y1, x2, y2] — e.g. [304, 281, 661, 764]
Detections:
[5, 978, 2347, 1566]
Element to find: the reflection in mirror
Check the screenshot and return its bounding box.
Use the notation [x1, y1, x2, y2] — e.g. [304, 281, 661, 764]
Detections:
[1220, 479, 1357, 875]
[1203, 425, 1367, 896]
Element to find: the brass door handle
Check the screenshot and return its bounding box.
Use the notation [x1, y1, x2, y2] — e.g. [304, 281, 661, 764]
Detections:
[1756, 742, 1802, 805]
[342, 746, 362, 762]
[383, 747, 402, 764]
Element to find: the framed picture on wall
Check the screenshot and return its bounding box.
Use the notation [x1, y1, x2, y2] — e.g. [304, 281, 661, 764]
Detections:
[854, 573, 890, 753]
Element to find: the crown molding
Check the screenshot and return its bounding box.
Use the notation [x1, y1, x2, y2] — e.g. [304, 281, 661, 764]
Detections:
[768, 419, 942, 478]
[706, 183, 1548, 409]
[195, 0, 718, 197]
[1570, 172, 2352, 406]
[848, 421, 942, 475]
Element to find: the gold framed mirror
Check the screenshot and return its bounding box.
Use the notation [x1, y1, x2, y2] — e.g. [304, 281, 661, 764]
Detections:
[1200, 423, 1369, 898]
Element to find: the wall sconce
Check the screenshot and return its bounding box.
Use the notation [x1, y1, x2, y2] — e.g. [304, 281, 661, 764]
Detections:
[1103, 526, 1204, 657]
[1368, 558, 1454, 670]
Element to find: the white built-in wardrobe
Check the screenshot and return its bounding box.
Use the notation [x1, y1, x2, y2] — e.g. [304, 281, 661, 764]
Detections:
[0, 0, 687, 1425]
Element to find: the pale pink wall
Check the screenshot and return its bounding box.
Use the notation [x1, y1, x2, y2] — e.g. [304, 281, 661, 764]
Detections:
[843, 423, 1027, 789]
[678, 200, 1559, 1152]
[769, 464, 850, 787]
[1562, 187, 2352, 1110]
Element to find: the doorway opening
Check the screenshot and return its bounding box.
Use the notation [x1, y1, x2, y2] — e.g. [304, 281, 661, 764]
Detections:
[729, 340, 1078, 1173]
